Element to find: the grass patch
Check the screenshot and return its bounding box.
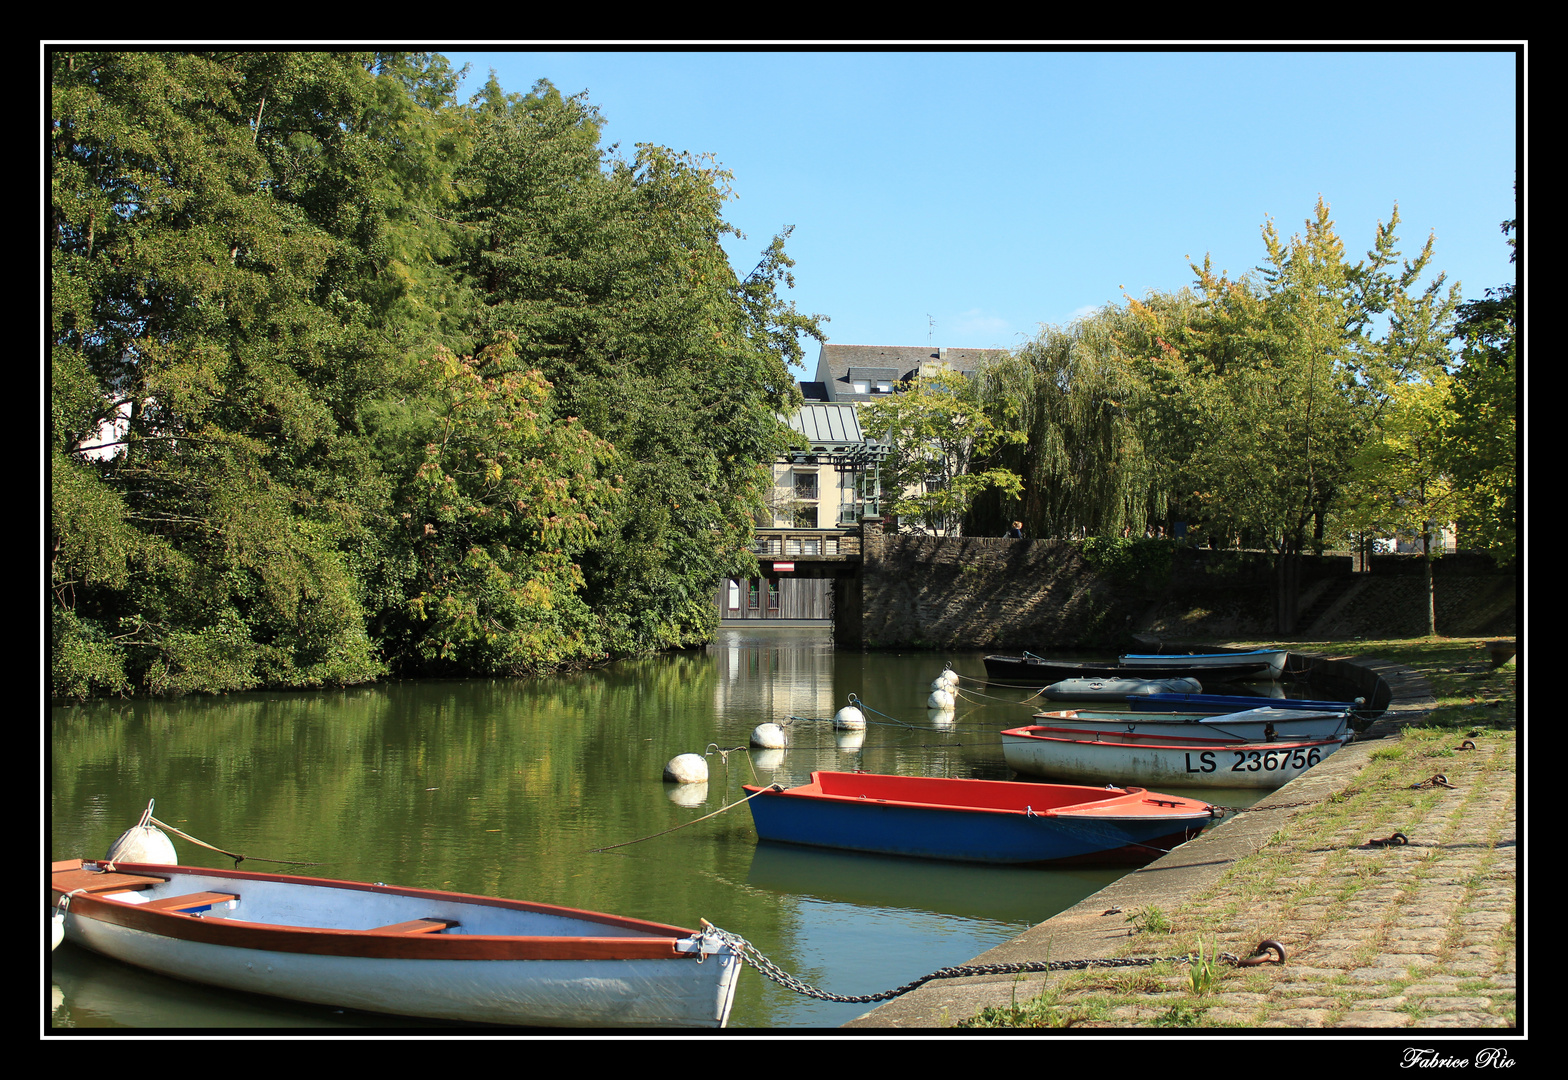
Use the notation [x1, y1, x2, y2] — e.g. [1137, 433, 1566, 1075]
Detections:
[1124, 905, 1173, 935]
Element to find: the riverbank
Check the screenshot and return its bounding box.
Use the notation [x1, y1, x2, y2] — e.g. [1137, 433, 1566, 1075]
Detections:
[845, 637, 1519, 1033]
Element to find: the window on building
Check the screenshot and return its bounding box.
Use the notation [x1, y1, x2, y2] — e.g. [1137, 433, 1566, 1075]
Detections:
[766, 578, 780, 611]
[851, 380, 869, 394]
[794, 472, 818, 500]
[748, 580, 760, 610]
[794, 505, 819, 528]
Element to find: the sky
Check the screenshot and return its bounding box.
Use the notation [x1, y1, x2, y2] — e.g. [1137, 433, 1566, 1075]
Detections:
[446, 47, 1519, 375]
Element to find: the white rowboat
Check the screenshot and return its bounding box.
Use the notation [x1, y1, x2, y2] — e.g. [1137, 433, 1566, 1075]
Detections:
[1030, 706, 1350, 742]
[50, 859, 741, 1028]
[1118, 648, 1290, 680]
[1001, 725, 1349, 789]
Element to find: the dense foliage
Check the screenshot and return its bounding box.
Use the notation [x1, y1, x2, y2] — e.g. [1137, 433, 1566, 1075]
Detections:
[50, 51, 818, 698]
[862, 372, 1024, 534]
[1440, 219, 1517, 566]
[961, 198, 1512, 633]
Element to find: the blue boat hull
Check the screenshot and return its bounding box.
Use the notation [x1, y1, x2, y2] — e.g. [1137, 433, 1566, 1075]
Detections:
[745, 788, 1207, 865]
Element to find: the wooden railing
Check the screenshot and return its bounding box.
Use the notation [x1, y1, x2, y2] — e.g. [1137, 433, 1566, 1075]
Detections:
[752, 528, 861, 557]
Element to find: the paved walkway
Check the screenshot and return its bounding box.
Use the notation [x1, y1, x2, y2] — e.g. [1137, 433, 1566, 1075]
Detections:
[845, 660, 1518, 1031]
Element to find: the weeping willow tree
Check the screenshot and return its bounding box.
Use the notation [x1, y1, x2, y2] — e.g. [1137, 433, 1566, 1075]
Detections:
[969, 305, 1161, 539]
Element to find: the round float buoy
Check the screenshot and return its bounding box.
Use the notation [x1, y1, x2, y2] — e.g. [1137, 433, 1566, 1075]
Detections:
[750, 723, 786, 749]
[106, 801, 177, 865]
[927, 688, 955, 710]
[662, 753, 708, 784]
[833, 705, 865, 730]
[939, 668, 959, 689]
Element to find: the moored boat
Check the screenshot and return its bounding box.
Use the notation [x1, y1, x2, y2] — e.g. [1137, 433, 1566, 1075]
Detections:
[1040, 676, 1203, 702]
[1031, 706, 1350, 742]
[1118, 648, 1290, 681]
[984, 653, 1274, 685]
[743, 771, 1216, 865]
[1127, 691, 1366, 714]
[49, 859, 741, 1028]
[1000, 725, 1349, 789]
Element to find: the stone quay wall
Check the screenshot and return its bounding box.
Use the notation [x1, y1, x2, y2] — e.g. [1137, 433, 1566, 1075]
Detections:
[856, 526, 1516, 651]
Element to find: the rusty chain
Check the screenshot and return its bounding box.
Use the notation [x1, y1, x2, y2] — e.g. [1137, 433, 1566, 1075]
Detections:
[700, 922, 1284, 1004]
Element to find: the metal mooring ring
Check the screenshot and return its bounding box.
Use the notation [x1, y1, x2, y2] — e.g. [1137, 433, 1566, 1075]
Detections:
[1236, 940, 1286, 966]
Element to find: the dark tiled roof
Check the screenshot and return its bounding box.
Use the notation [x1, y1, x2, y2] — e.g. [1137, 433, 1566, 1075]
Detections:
[812, 344, 1005, 401]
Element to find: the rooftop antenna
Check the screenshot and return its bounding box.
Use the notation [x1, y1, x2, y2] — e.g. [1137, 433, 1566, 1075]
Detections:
[927, 315, 934, 345]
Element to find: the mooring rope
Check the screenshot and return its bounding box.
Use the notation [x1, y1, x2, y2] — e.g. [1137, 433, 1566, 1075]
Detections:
[586, 784, 781, 854]
[148, 816, 324, 868]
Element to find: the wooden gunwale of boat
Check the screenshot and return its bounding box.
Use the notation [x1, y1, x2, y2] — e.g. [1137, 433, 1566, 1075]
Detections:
[746, 772, 1209, 821]
[50, 859, 702, 963]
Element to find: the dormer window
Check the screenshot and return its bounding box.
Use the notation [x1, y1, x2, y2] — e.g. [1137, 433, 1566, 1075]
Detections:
[851, 380, 869, 395]
[875, 380, 893, 393]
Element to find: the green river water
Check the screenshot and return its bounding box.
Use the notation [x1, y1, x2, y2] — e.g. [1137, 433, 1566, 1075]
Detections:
[50, 627, 1297, 1031]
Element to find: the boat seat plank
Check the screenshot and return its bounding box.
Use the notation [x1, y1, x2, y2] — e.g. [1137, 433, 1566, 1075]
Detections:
[366, 918, 458, 934]
[51, 865, 171, 896]
[141, 891, 239, 914]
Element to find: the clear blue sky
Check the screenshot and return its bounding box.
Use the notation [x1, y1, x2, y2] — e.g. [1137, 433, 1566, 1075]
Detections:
[442, 47, 1520, 374]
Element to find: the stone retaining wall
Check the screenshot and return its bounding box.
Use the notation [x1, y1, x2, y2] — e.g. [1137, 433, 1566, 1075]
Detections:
[858, 525, 1516, 650]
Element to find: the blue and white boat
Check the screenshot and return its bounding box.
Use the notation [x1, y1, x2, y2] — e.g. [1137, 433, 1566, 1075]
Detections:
[1032, 706, 1350, 742]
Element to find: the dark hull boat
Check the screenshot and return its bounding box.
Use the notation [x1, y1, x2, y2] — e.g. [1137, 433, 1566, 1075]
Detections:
[983, 653, 1273, 685]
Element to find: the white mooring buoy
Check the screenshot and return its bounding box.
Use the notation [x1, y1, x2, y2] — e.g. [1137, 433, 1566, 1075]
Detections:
[939, 668, 960, 689]
[106, 800, 177, 865]
[927, 688, 955, 710]
[662, 753, 709, 784]
[833, 705, 866, 730]
[750, 723, 786, 749]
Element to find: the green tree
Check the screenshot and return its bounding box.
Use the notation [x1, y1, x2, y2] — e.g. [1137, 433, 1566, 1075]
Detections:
[1343, 376, 1461, 634]
[1126, 198, 1458, 632]
[450, 79, 818, 652]
[49, 50, 450, 697]
[864, 371, 1024, 535]
[1441, 217, 1517, 565]
[384, 336, 618, 674]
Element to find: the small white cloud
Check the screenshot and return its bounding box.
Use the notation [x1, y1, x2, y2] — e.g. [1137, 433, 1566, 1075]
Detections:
[947, 309, 1010, 344]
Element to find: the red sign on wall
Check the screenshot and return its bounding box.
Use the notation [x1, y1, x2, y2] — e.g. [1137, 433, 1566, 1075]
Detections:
[772, 562, 795, 572]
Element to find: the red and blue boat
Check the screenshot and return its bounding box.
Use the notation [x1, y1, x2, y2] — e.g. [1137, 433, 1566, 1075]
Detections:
[743, 771, 1215, 866]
